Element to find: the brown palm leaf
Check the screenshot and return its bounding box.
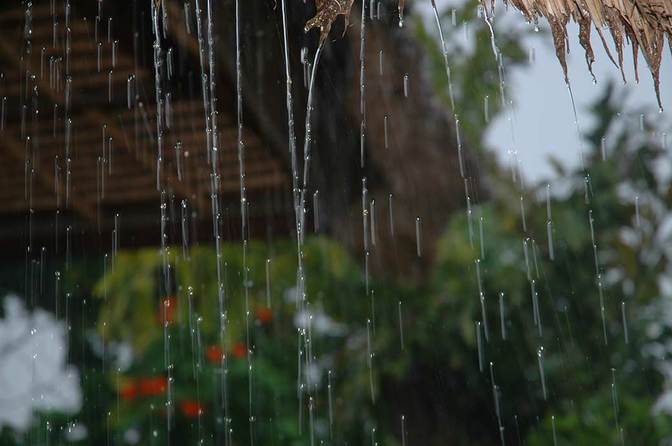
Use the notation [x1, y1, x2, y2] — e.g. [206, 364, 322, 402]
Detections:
[304, 0, 356, 44]
[487, 0, 671, 108]
[303, 0, 670, 107]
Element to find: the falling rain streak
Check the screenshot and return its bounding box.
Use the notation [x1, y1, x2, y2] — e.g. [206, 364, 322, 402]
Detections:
[0, 0, 667, 445]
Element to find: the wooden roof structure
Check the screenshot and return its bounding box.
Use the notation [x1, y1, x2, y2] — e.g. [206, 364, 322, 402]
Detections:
[0, 2, 291, 255]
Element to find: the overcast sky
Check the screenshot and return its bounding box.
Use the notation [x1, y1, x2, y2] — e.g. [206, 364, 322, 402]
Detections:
[484, 20, 672, 184]
[422, 1, 671, 185]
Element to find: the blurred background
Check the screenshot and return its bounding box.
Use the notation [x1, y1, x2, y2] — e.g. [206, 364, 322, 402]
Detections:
[0, 0, 671, 444]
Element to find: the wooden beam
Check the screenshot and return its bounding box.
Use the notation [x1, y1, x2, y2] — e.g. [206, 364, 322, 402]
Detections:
[2, 133, 98, 221]
[0, 27, 208, 217]
[88, 109, 209, 215]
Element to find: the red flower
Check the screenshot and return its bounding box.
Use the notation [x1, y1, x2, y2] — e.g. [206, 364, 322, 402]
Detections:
[139, 376, 167, 397]
[232, 342, 247, 359]
[119, 382, 138, 401]
[158, 296, 178, 325]
[256, 307, 273, 324]
[206, 345, 225, 364]
[180, 400, 204, 418]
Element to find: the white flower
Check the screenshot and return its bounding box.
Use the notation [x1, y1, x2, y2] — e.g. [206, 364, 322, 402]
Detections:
[293, 306, 346, 336]
[0, 294, 82, 432]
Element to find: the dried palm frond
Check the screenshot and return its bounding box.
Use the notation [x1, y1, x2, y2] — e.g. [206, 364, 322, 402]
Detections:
[302, 0, 670, 107]
[484, 0, 671, 108]
[304, 0, 355, 44]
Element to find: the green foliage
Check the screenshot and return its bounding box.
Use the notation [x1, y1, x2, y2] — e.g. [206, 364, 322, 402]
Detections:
[91, 237, 383, 445]
[4, 3, 671, 442]
[414, 0, 529, 149]
[424, 84, 672, 444]
[13, 85, 666, 446]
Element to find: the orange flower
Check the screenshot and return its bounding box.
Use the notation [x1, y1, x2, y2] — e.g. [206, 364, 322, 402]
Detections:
[232, 342, 247, 359]
[159, 296, 178, 325]
[139, 376, 167, 397]
[256, 307, 273, 324]
[119, 382, 138, 401]
[180, 400, 204, 418]
[206, 345, 225, 364]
